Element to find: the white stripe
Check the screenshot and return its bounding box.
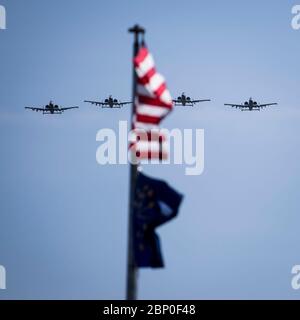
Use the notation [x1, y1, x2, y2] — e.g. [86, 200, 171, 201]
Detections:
[137, 85, 172, 107]
[144, 73, 165, 94]
[136, 53, 155, 78]
[160, 89, 173, 105]
[136, 104, 169, 118]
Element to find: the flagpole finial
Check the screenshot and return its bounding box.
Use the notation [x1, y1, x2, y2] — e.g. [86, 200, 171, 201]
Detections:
[128, 24, 146, 35]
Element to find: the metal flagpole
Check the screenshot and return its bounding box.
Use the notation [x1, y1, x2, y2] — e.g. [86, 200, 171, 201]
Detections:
[126, 24, 145, 300]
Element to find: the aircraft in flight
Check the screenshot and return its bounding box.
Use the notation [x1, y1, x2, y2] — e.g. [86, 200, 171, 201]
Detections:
[173, 93, 211, 106]
[224, 98, 278, 111]
[25, 101, 79, 114]
[84, 95, 132, 108]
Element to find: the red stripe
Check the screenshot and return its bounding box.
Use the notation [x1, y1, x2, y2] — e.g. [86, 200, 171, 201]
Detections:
[137, 67, 156, 86]
[136, 113, 161, 125]
[134, 47, 149, 67]
[138, 95, 172, 109]
[154, 82, 167, 98]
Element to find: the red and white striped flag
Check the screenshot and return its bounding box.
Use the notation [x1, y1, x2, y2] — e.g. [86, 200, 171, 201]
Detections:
[131, 46, 173, 160]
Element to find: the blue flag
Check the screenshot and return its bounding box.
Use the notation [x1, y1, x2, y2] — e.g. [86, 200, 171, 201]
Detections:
[133, 172, 183, 268]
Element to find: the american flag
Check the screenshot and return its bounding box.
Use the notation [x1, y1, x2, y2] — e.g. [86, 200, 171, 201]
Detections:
[130, 46, 173, 160]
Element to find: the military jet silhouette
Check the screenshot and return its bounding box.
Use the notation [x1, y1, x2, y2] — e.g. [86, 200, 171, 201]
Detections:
[173, 93, 211, 106]
[224, 98, 278, 111]
[84, 95, 132, 108]
[25, 101, 79, 114]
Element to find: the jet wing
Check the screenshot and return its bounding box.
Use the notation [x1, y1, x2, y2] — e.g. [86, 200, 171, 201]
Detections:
[59, 107, 79, 111]
[118, 102, 132, 106]
[84, 100, 107, 106]
[258, 103, 278, 108]
[172, 100, 185, 105]
[25, 107, 45, 112]
[191, 99, 211, 103]
[224, 104, 246, 108]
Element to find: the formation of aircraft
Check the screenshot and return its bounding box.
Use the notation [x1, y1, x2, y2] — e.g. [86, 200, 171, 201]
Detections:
[84, 95, 132, 108]
[24, 96, 279, 115]
[25, 101, 79, 114]
[224, 98, 278, 111]
[173, 93, 211, 106]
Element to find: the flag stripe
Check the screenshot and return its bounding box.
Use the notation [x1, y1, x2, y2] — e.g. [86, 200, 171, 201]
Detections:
[134, 47, 150, 67]
[136, 113, 162, 125]
[160, 89, 172, 105]
[138, 67, 156, 86]
[154, 82, 168, 99]
[137, 104, 170, 118]
[139, 73, 165, 94]
[138, 95, 172, 108]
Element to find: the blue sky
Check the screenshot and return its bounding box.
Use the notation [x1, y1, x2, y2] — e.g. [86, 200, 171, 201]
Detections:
[0, 0, 300, 299]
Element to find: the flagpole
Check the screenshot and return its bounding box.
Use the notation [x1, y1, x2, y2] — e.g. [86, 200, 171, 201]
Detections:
[126, 24, 145, 300]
